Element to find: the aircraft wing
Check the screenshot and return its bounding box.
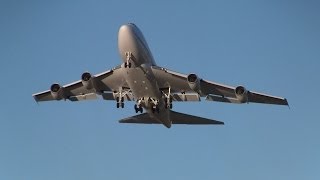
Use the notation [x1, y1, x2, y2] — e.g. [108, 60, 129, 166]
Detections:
[119, 110, 224, 126]
[33, 66, 126, 102]
[151, 66, 288, 106]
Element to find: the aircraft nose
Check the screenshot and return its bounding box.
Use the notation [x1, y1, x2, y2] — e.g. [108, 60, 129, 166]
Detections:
[119, 24, 130, 32]
[118, 24, 136, 46]
[118, 23, 138, 62]
[118, 23, 135, 37]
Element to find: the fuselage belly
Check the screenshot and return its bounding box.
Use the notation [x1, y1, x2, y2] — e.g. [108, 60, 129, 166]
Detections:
[118, 23, 171, 128]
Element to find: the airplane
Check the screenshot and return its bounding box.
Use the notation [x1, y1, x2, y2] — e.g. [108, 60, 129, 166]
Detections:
[33, 23, 289, 128]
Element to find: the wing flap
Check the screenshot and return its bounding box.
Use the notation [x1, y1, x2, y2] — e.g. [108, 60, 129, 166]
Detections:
[101, 92, 134, 101]
[68, 93, 97, 101]
[172, 93, 200, 101]
[205, 94, 241, 103]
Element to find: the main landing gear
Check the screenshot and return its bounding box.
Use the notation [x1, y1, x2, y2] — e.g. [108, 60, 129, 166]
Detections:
[134, 98, 143, 113]
[164, 97, 173, 109]
[134, 97, 160, 114]
[115, 89, 131, 108]
[116, 97, 124, 108]
[124, 52, 133, 68]
[149, 98, 160, 113]
[151, 105, 160, 113]
[162, 87, 173, 109]
[134, 104, 143, 113]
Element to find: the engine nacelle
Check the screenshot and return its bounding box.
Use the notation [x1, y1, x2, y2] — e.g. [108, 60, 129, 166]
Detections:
[235, 86, 248, 103]
[187, 73, 201, 94]
[50, 83, 65, 100]
[81, 72, 95, 90]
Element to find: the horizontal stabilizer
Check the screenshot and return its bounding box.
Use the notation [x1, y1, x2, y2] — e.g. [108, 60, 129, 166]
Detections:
[119, 113, 159, 124]
[119, 111, 224, 126]
[170, 111, 224, 125]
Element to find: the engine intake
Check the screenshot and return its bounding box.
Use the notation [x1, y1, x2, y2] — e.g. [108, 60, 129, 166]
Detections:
[50, 83, 64, 100]
[235, 86, 248, 103]
[81, 72, 95, 90]
[187, 73, 201, 94]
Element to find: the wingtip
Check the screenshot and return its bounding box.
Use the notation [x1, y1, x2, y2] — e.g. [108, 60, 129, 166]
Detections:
[118, 120, 125, 123]
[284, 98, 290, 107]
[32, 94, 39, 104]
[285, 98, 290, 109]
[215, 121, 225, 125]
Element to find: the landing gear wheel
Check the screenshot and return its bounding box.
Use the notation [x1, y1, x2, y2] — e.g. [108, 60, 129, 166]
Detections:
[165, 102, 172, 109]
[124, 62, 132, 68]
[134, 104, 143, 113]
[116, 97, 124, 108]
[164, 97, 173, 109]
[152, 106, 160, 113]
[134, 104, 138, 113]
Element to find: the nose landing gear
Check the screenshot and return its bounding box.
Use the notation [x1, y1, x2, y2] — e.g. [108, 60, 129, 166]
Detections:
[124, 52, 133, 68]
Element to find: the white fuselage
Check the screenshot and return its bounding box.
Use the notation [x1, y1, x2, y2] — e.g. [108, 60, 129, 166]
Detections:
[118, 23, 171, 128]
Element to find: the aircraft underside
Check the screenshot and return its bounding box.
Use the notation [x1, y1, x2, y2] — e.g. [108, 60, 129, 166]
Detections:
[32, 23, 288, 128]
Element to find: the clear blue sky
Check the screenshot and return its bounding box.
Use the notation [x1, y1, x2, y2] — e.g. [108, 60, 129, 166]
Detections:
[1, 0, 319, 179]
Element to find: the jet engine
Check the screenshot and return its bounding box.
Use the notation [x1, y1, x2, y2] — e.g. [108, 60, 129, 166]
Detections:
[235, 86, 248, 103]
[50, 83, 64, 100]
[81, 72, 95, 90]
[187, 73, 201, 94]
